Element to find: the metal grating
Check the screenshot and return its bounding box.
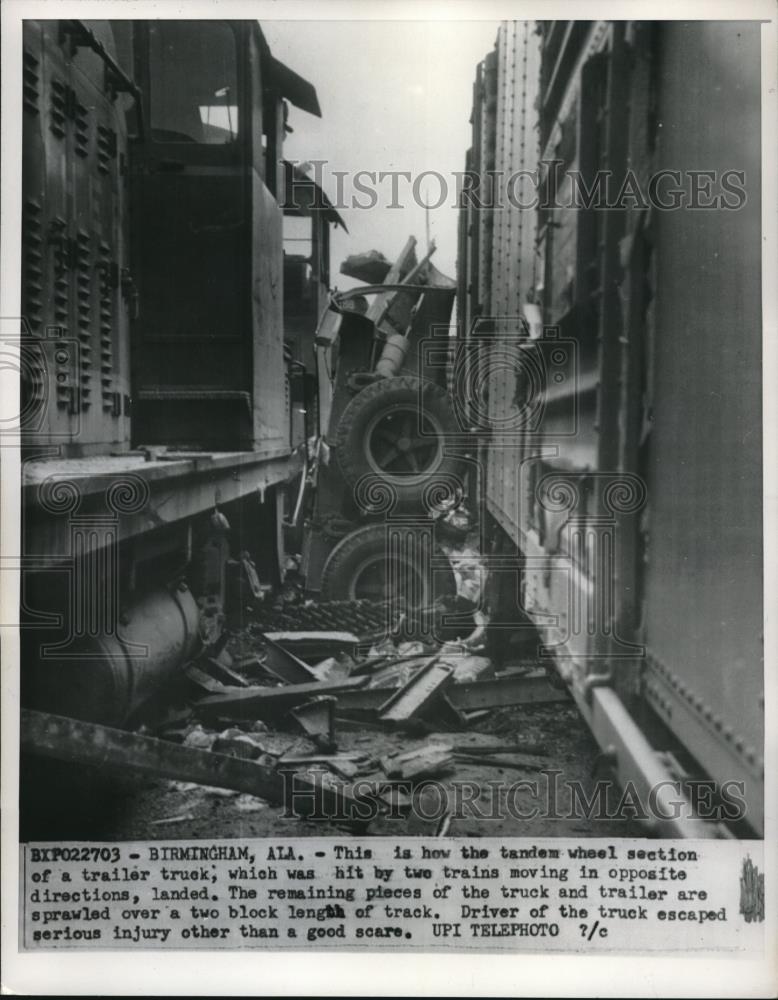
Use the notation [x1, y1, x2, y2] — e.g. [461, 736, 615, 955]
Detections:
[22, 200, 44, 331]
[73, 100, 89, 158]
[96, 125, 117, 174]
[22, 48, 40, 116]
[49, 216, 69, 326]
[47, 217, 71, 407]
[49, 78, 67, 138]
[98, 243, 114, 407]
[74, 229, 93, 406]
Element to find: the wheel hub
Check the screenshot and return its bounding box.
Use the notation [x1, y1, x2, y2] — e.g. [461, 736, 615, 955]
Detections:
[365, 407, 442, 477]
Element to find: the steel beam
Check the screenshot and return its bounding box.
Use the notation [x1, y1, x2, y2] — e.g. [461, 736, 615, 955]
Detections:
[21, 709, 284, 800]
[571, 684, 729, 839]
[336, 670, 569, 714]
[21, 709, 375, 826]
[22, 450, 297, 562]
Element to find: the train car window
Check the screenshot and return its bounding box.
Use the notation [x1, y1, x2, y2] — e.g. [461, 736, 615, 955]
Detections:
[262, 92, 281, 195]
[148, 21, 239, 144]
[249, 28, 264, 177]
[320, 221, 330, 286]
[283, 214, 313, 260]
[284, 215, 314, 309]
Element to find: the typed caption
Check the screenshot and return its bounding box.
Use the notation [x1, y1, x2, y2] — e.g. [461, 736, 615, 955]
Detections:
[21, 837, 764, 952]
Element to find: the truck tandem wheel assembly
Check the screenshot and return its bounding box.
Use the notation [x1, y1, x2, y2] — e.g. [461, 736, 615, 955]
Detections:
[334, 375, 463, 510]
[319, 523, 456, 607]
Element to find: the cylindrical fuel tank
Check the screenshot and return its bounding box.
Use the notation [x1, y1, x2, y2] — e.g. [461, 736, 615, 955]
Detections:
[22, 583, 200, 727]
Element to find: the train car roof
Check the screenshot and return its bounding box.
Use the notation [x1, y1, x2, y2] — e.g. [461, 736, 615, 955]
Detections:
[283, 161, 347, 231]
[256, 22, 322, 118]
[268, 54, 321, 117]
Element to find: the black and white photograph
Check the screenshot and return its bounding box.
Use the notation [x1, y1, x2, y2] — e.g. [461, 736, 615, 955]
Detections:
[1, 0, 775, 995]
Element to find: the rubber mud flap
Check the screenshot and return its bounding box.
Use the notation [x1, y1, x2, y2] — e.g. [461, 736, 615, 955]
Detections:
[334, 375, 464, 511]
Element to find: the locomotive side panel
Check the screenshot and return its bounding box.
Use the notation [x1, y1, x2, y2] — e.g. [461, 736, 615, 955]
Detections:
[22, 20, 132, 454]
[251, 173, 287, 449]
[19, 20, 324, 730]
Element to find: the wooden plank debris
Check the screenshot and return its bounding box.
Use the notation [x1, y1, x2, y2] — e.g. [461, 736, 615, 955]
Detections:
[454, 753, 546, 773]
[381, 744, 455, 780]
[308, 656, 354, 683]
[277, 751, 368, 780]
[201, 656, 250, 688]
[211, 729, 273, 762]
[365, 235, 417, 326]
[378, 658, 452, 722]
[288, 696, 337, 752]
[447, 671, 569, 710]
[194, 677, 368, 718]
[335, 670, 569, 716]
[448, 741, 548, 757]
[184, 663, 225, 694]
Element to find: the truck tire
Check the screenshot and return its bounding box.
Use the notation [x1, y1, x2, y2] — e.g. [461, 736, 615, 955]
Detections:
[319, 523, 456, 607]
[334, 376, 463, 510]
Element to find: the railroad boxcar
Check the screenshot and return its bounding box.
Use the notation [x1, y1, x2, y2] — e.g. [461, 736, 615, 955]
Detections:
[458, 20, 763, 836]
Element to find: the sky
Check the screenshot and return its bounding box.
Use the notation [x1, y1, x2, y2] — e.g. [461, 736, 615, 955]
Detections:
[261, 19, 501, 289]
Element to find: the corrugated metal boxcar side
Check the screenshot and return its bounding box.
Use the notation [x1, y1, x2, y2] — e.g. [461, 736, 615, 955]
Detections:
[460, 20, 763, 834]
